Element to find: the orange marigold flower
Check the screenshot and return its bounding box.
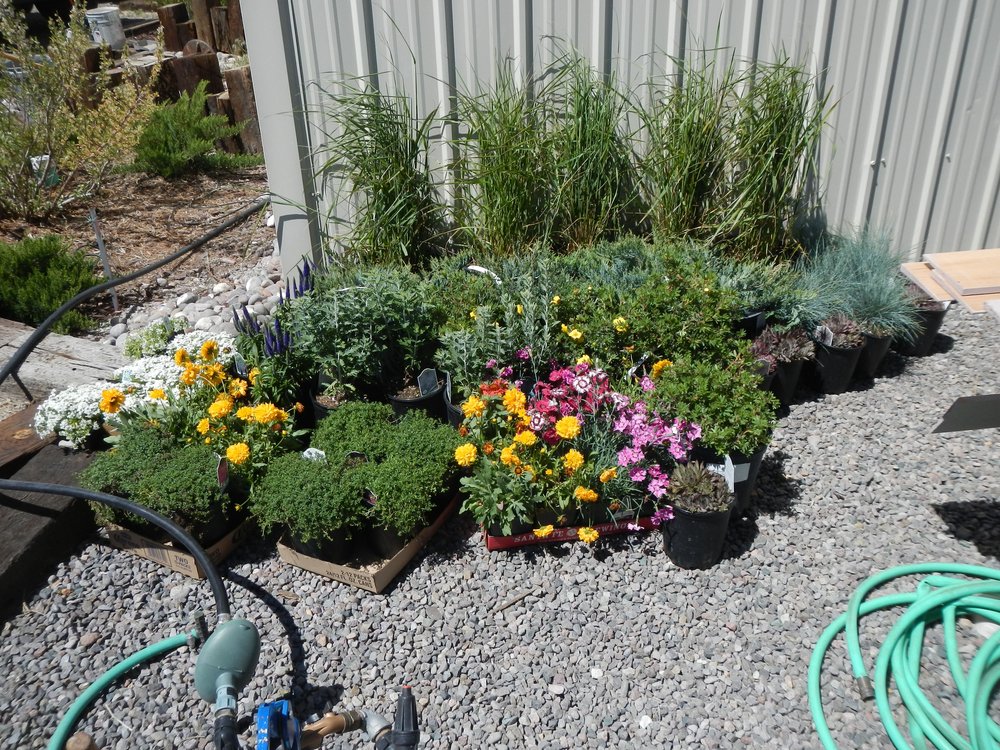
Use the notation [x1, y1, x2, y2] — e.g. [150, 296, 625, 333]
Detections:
[200, 363, 226, 387]
[479, 379, 507, 397]
[574, 486, 598, 503]
[174, 348, 189, 366]
[482, 442, 495, 455]
[458, 425, 469, 437]
[248, 367, 261, 385]
[502, 388, 527, 415]
[99, 388, 125, 414]
[500, 445, 520, 466]
[599, 467, 617, 483]
[208, 395, 234, 419]
[226, 442, 250, 465]
[294, 402, 305, 413]
[228, 379, 248, 398]
[651, 359, 673, 379]
[179, 364, 199, 386]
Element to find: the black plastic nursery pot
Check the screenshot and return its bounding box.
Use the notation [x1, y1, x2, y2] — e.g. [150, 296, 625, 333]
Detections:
[287, 529, 354, 565]
[730, 444, 767, 516]
[854, 333, 892, 380]
[770, 359, 804, 406]
[811, 342, 863, 395]
[388, 370, 448, 424]
[662, 502, 734, 569]
[367, 525, 409, 560]
[734, 310, 766, 339]
[894, 305, 949, 357]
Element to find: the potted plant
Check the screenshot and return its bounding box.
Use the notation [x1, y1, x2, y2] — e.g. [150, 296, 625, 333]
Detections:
[650, 356, 777, 516]
[661, 461, 735, 569]
[310, 402, 461, 558]
[894, 283, 950, 357]
[810, 315, 865, 394]
[752, 326, 815, 406]
[79, 422, 241, 546]
[251, 451, 368, 563]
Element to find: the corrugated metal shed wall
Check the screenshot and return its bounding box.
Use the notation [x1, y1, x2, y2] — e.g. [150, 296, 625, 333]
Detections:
[246, 0, 1000, 272]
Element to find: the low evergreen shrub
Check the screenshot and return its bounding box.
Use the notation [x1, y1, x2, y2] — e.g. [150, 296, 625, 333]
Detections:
[0, 235, 100, 333]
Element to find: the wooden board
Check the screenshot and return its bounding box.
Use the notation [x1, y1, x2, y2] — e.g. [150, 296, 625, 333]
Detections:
[0, 404, 53, 471]
[925, 249, 1000, 295]
[900, 262, 954, 303]
[930, 269, 1000, 313]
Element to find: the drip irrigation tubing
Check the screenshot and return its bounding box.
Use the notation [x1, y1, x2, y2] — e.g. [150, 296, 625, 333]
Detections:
[0, 195, 269, 394]
[809, 562, 1000, 749]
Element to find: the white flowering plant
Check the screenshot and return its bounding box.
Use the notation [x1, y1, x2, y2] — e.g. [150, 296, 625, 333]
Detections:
[33, 381, 108, 448]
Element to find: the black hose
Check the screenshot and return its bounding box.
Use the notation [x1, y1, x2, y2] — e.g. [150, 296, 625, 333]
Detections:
[0, 479, 231, 619]
[0, 196, 269, 390]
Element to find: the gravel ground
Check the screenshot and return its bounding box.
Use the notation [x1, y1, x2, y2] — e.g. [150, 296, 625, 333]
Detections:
[1, 309, 998, 750]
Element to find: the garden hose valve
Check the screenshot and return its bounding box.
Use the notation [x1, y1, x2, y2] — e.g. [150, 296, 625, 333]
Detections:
[855, 675, 874, 701]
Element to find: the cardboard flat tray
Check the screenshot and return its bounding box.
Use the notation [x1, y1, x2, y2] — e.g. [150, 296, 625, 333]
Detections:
[276, 494, 459, 593]
[484, 515, 657, 551]
[106, 519, 253, 579]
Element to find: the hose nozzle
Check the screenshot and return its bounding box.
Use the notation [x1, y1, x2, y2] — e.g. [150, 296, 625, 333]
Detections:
[855, 676, 874, 701]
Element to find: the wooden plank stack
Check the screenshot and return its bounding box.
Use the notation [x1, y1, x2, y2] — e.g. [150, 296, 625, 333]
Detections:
[903, 249, 1000, 313]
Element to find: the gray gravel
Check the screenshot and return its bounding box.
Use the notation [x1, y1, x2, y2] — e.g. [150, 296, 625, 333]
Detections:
[2, 310, 999, 750]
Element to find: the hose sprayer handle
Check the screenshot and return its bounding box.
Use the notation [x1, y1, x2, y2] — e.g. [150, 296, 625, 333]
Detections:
[300, 710, 364, 749]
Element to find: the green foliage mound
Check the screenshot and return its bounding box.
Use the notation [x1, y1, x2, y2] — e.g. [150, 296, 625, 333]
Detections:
[0, 235, 100, 333]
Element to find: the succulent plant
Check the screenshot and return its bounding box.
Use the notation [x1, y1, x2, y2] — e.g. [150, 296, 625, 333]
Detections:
[667, 461, 733, 514]
[753, 326, 815, 363]
[816, 315, 864, 349]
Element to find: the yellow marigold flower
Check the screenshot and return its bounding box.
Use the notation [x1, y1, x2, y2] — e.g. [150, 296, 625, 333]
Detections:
[199, 340, 219, 362]
[577, 355, 591, 365]
[201, 362, 226, 387]
[174, 348, 189, 366]
[566, 328, 583, 341]
[563, 449, 584, 473]
[226, 442, 250, 465]
[196, 418, 210, 435]
[599, 467, 618, 483]
[99, 388, 125, 414]
[204, 437, 212, 445]
[462, 395, 486, 419]
[252, 403, 288, 424]
[502, 388, 527, 416]
[514, 430, 537, 447]
[574, 486, 598, 503]
[454, 443, 478, 467]
[236, 406, 254, 421]
[555, 415, 581, 440]
[500, 445, 520, 466]
[533, 525, 554, 538]
[551, 295, 560, 305]
[545, 469, 553, 476]
[613, 317, 628, 333]
[228, 378, 248, 398]
[208, 395, 234, 419]
[179, 364, 199, 386]
[516, 304, 523, 315]
[651, 359, 673, 379]
[248, 367, 261, 385]
[578, 526, 599, 544]
[294, 402, 304, 413]
[148, 388, 166, 401]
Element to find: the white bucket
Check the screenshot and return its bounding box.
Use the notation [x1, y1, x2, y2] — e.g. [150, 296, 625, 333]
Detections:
[85, 7, 126, 52]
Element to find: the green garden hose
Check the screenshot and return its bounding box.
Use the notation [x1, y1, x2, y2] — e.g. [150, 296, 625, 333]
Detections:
[47, 631, 197, 750]
[810, 563, 1000, 749]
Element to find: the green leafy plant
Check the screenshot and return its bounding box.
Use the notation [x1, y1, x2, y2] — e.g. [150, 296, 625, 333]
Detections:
[455, 59, 557, 256]
[79, 422, 235, 540]
[0, 235, 100, 333]
[133, 80, 246, 178]
[815, 314, 864, 349]
[667, 461, 732, 513]
[250, 452, 368, 543]
[0, 3, 160, 218]
[752, 326, 814, 363]
[315, 79, 445, 268]
[123, 318, 180, 359]
[651, 355, 778, 456]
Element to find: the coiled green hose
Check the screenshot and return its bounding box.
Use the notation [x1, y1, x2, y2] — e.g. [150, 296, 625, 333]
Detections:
[810, 563, 1000, 749]
[47, 632, 196, 750]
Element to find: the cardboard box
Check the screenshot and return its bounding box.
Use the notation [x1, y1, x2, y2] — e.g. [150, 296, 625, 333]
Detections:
[485, 514, 658, 551]
[276, 494, 459, 593]
[106, 520, 253, 579]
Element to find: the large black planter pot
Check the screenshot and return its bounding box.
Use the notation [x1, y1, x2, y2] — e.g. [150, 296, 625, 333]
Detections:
[756, 359, 776, 392]
[287, 529, 354, 565]
[855, 333, 892, 380]
[367, 525, 409, 559]
[662, 502, 734, 569]
[443, 371, 464, 428]
[770, 359, 804, 406]
[729, 444, 767, 516]
[894, 305, 949, 357]
[811, 342, 863, 395]
[388, 369, 448, 423]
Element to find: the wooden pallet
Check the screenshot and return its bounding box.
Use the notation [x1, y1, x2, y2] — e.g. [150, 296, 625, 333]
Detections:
[901, 262, 954, 303]
[929, 269, 1000, 313]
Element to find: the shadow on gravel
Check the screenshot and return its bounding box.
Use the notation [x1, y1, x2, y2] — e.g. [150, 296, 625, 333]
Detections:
[721, 451, 801, 560]
[932, 500, 1000, 560]
[224, 568, 344, 720]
